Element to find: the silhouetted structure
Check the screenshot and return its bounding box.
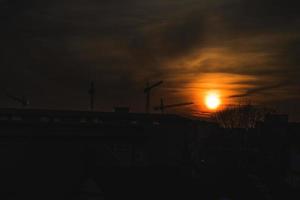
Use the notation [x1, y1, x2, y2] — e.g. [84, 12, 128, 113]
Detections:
[0, 108, 196, 199]
[144, 81, 163, 113]
[5, 92, 29, 108]
[114, 106, 130, 113]
[88, 81, 95, 111]
[0, 109, 299, 199]
[153, 98, 193, 113]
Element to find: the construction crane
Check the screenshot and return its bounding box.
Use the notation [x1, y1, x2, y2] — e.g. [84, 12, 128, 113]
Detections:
[144, 81, 163, 113]
[154, 98, 193, 114]
[5, 92, 29, 108]
[88, 81, 95, 111]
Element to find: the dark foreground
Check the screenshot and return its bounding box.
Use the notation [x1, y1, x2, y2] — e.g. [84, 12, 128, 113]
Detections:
[2, 165, 299, 200]
[0, 109, 299, 199]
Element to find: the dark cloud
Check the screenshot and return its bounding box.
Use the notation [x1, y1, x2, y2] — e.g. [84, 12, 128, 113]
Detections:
[229, 82, 289, 98]
[0, 0, 300, 119]
[218, 0, 300, 34]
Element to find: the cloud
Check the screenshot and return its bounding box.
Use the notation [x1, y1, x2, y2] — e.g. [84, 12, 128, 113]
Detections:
[229, 82, 289, 98]
[0, 0, 300, 118]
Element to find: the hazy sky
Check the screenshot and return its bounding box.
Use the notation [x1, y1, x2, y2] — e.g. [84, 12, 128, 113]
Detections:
[1, 0, 300, 120]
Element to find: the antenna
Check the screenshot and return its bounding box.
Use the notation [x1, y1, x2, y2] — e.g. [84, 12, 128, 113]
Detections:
[144, 80, 163, 113]
[5, 91, 29, 108]
[88, 81, 95, 111]
[154, 98, 193, 114]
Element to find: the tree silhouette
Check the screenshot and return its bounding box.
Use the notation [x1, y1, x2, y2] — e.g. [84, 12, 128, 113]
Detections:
[213, 102, 276, 129]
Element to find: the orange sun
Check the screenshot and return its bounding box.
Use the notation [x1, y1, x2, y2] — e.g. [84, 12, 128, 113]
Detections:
[205, 92, 221, 110]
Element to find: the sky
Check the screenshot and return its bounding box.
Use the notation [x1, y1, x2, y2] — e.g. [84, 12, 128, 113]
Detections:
[0, 0, 300, 120]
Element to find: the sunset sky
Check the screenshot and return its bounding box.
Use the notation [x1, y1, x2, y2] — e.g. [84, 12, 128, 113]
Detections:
[1, 0, 300, 120]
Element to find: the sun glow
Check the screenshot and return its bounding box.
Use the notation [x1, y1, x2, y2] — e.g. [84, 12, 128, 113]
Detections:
[205, 92, 221, 110]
